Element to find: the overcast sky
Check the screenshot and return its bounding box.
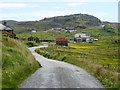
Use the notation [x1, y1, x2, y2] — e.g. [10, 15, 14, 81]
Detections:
[0, 0, 119, 22]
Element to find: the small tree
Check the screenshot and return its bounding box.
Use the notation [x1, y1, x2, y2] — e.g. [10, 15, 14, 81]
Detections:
[28, 36, 35, 41]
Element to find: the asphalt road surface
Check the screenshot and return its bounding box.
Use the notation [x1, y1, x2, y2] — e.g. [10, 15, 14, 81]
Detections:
[20, 45, 104, 88]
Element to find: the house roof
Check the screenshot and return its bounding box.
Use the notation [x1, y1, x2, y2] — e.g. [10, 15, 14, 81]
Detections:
[0, 24, 13, 31]
[6, 27, 13, 30]
[56, 38, 68, 42]
[75, 33, 90, 38]
[0, 24, 6, 30]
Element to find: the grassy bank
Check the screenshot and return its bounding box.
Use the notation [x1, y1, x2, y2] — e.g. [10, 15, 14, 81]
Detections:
[35, 36, 119, 88]
[2, 36, 40, 88]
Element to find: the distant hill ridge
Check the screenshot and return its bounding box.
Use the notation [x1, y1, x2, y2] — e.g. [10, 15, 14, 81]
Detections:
[1, 13, 102, 33]
[39, 13, 102, 29]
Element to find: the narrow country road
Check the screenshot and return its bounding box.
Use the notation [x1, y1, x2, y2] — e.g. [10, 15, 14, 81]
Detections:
[20, 45, 104, 88]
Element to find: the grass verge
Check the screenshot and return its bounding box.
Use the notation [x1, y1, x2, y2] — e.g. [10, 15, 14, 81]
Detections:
[2, 36, 40, 89]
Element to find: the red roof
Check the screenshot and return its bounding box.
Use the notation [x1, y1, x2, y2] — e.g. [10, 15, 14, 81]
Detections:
[56, 38, 68, 42]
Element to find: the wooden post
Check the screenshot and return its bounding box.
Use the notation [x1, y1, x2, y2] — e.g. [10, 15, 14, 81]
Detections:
[108, 64, 110, 69]
[102, 64, 104, 68]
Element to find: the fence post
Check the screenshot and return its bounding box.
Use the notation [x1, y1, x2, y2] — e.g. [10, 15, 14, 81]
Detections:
[102, 64, 104, 68]
[108, 64, 110, 69]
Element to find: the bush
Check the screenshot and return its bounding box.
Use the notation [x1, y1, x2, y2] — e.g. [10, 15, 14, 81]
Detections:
[26, 42, 37, 47]
[43, 53, 51, 58]
[28, 36, 34, 41]
[28, 36, 40, 43]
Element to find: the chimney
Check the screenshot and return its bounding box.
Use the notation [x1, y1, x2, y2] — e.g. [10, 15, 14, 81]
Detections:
[2, 21, 7, 26]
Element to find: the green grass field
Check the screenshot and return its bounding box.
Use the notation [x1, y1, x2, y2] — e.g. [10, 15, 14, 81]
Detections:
[17, 30, 75, 40]
[17, 26, 118, 40]
[2, 36, 40, 89]
[35, 35, 119, 88]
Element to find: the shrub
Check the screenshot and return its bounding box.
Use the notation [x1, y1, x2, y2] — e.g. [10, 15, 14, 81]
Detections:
[28, 36, 40, 43]
[26, 42, 37, 47]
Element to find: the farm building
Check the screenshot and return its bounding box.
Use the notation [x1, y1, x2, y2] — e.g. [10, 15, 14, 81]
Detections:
[74, 33, 90, 42]
[52, 27, 64, 31]
[56, 38, 68, 46]
[0, 22, 14, 37]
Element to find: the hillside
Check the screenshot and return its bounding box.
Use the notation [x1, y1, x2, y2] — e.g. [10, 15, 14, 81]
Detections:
[2, 36, 40, 88]
[1, 13, 102, 34]
[38, 14, 101, 29]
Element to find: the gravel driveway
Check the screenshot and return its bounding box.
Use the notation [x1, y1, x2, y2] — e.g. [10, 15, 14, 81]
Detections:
[20, 46, 104, 88]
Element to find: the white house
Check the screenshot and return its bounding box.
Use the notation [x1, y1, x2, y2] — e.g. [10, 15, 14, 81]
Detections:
[74, 33, 90, 42]
[65, 29, 76, 33]
[31, 29, 36, 33]
[101, 25, 105, 28]
[51, 27, 62, 31]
